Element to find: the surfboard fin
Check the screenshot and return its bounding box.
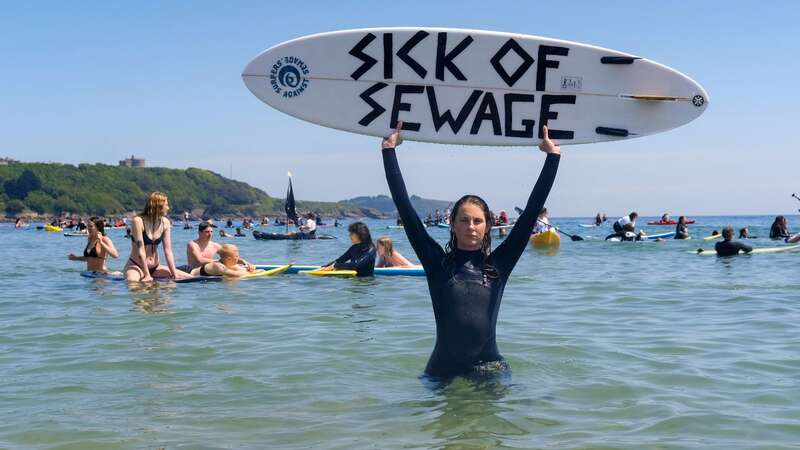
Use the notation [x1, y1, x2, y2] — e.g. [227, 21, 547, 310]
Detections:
[600, 56, 641, 64]
[595, 127, 634, 137]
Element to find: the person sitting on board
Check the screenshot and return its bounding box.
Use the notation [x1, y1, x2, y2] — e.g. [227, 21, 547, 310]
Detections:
[532, 208, 552, 234]
[124, 192, 191, 282]
[769, 216, 791, 240]
[319, 222, 376, 277]
[714, 226, 753, 256]
[674, 216, 690, 240]
[382, 122, 560, 380]
[234, 227, 246, 237]
[376, 236, 416, 268]
[68, 217, 121, 274]
[298, 213, 317, 239]
[181, 222, 255, 273]
[191, 244, 253, 278]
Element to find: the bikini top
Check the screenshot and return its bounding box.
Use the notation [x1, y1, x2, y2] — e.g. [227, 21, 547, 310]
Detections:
[131, 219, 164, 246]
[84, 240, 101, 258]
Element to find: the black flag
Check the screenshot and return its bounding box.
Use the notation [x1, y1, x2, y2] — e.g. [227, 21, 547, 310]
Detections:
[285, 175, 299, 225]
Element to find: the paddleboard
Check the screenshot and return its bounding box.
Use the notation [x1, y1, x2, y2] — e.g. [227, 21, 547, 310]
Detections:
[243, 27, 708, 146]
[79, 271, 222, 283]
[238, 264, 292, 279]
[642, 231, 675, 240]
[255, 264, 425, 276]
[300, 269, 358, 278]
[578, 223, 600, 228]
[693, 245, 800, 256]
[64, 232, 89, 237]
[703, 234, 723, 241]
[44, 225, 62, 232]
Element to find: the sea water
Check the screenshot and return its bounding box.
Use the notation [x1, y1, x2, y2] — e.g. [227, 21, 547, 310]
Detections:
[1, 216, 799, 449]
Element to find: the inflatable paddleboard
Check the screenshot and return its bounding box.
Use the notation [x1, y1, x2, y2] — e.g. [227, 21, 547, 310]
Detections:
[238, 264, 292, 279]
[79, 271, 222, 283]
[693, 245, 800, 256]
[44, 225, 62, 232]
[243, 27, 708, 146]
[643, 231, 675, 240]
[703, 234, 723, 241]
[578, 223, 600, 228]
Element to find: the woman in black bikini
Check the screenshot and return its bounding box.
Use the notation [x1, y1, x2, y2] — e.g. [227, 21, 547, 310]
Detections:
[124, 192, 190, 282]
[68, 217, 119, 272]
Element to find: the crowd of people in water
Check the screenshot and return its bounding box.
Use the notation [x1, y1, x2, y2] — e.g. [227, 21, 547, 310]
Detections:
[16, 124, 800, 381]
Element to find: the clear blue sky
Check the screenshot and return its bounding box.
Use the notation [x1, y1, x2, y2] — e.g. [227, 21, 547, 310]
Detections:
[2, 1, 799, 217]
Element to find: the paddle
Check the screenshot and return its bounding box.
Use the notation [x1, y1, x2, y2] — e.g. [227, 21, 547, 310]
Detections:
[514, 206, 584, 241]
[792, 193, 800, 212]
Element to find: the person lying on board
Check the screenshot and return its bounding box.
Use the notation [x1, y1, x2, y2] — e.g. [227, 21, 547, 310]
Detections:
[714, 226, 753, 256]
[191, 244, 255, 278]
[319, 222, 376, 277]
[674, 216, 690, 240]
[68, 217, 120, 273]
[376, 236, 416, 268]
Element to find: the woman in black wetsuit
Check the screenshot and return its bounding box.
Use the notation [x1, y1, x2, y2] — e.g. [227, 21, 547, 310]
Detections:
[382, 123, 561, 379]
[674, 216, 690, 240]
[320, 222, 376, 277]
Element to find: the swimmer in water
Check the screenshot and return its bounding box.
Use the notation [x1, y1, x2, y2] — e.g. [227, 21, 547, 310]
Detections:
[382, 122, 561, 379]
[68, 217, 120, 273]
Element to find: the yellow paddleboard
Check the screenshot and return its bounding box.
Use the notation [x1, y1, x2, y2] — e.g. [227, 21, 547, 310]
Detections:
[45, 225, 63, 232]
[238, 264, 293, 279]
[530, 229, 561, 249]
[300, 269, 358, 278]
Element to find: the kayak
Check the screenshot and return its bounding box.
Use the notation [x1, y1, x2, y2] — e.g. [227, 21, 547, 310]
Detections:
[255, 264, 425, 276]
[647, 220, 695, 225]
[693, 245, 800, 256]
[44, 225, 62, 232]
[530, 229, 560, 248]
[253, 230, 336, 240]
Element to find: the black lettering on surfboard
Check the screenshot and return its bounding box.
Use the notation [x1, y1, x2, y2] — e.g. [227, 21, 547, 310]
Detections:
[383, 33, 393, 79]
[536, 45, 569, 91]
[397, 31, 429, 79]
[504, 93, 535, 138]
[490, 39, 534, 87]
[357, 82, 388, 126]
[391, 84, 425, 131]
[470, 92, 502, 136]
[426, 86, 482, 133]
[539, 94, 576, 139]
[349, 33, 378, 80]
[435, 33, 472, 81]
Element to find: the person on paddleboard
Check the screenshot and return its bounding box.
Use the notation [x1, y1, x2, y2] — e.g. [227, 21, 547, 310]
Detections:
[715, 226, 753, 256]
[182, 222, 255, 273]
[320, 222, 376, 277]
[382, 121, 560, 379]
[606, 212, 642, 241]
[769, 216, 791, 240]
[191, 244, 252, 278]
[68, 217, 120, 273]
[674, 216, 690, 240]
[533, 208, 552, 234]
[124, 192, 191, 282]
[376, 236, 415, 268]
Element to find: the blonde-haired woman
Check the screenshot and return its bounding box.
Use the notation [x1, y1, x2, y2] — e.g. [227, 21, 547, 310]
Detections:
[124, 192, 189, 282]
[376, 236, 415, 268]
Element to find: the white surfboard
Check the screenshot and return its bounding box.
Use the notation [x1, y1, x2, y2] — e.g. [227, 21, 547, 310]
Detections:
[242, 28, 708, 146]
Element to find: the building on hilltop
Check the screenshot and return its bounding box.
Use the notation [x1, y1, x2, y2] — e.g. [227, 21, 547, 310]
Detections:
[119, 155, 145, 167]
[0, 157, 19, 165]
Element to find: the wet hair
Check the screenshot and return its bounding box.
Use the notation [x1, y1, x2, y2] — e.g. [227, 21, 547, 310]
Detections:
[217, 243, 239, 260]
[722, 226, 734, 240]
[88, 216, 105, 236]
[140, 192, 168, 225]
[630, 212, 639, 220]
[377, 236, 394, 255]
[348, 222, 373, 246]
[446, 194, 494, 258]
[678, 216, 686, 225]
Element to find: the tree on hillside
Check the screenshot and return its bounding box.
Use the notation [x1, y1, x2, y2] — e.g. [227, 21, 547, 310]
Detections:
[3, 170, 42, 199]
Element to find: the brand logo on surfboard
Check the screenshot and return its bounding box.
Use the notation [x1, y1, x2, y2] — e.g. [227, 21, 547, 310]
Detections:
[269, 56, 310, 98]
[692, 95, 705, 107]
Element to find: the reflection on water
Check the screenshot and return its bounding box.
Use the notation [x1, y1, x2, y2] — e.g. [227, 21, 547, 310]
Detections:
[128, 282, 175, 314]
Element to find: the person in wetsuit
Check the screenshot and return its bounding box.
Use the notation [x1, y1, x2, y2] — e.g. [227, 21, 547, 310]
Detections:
[674, 216, 690, 239]
[606, 212, 640, 241]
[714, 226, 753, 256]
[68, 217, 120, 272]
[769, 216, 790, 239]
[382, 122, 561, 379]
[320, 222, 376, 276]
